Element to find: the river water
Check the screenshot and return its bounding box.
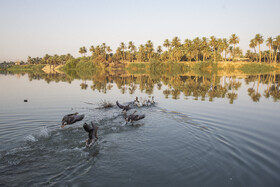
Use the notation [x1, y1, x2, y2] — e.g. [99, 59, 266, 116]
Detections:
[0, 73, 280, 186]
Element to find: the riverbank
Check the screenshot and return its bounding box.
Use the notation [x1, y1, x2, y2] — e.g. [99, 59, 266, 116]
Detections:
[126, 61, 280, 76]
[4, 61, 280, 77]
[6, 64, 45, 73]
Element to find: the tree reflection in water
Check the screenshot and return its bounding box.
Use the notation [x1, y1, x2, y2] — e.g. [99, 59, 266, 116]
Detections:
[7, 69, 280, 103]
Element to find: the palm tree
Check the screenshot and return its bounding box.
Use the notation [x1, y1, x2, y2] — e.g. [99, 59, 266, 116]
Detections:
[254, 34, 264, 63]
[273, 35, 280, 63]
[229, 34, 240, 59]
[137, 44, 146, 62]
[209, 36, 218, 62]
[184, 39, 192, 61]
[157, 45, 163, 55]
[192, 37, 201, 62]
[266, 37, 273, 63]
[66, 53, 73, 61]
[79, 47, 83, 57]
[173, 46, 184, 61]
[128, 41, 136, 52]
[89, 45, 95, 56]
[102, 43, 106, 50]
[229, 46, 233, 60]
[27, 56, 33, 64]
[106, 46, 112, 54]
[82, 46, 87, 56]
[201, 37, 209, 62]
[233, 47, 243, 58]
[128, 41, 136, 62]
[245, 50, 253, 61]
[171, 36, 181, 48]
[160, 51, 169, 61]
[114, 47, 122, 61]
[221, 38, 229, 61]
[163, 39, 171, 51]
[145, 40, 154, 60]
[79, 46, 87, 57]
[120, 42, 126, 61]
[43, 54, 51, 66]
[201, 46, 211, 62]
[249, 39, 257, 61]
[263, 51, 270, 63]
[94, 46, 101, 57]
[217, 38, 223, 61]
[106, 46, 112, 61]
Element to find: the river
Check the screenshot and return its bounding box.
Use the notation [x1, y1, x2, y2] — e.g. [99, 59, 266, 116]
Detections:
[0, 72, 279, 186]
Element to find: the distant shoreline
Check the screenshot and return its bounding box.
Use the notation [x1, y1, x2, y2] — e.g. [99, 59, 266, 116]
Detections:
[2, 61, 280, 76]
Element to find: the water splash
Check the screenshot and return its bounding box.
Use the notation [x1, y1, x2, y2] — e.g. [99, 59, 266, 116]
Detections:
[38, 127, 50, 138]
[25, 134, 37, 142]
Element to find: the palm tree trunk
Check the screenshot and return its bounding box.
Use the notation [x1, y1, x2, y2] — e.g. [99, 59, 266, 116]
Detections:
[203, 54, 205, 62]
[259, 44, 261, 63]
[214, 50, 216, 62]
[254, 48, 256, 62]
[275, 47, 279, 63]
[233, 44, 236, 60]
[269, 46, 272, 63]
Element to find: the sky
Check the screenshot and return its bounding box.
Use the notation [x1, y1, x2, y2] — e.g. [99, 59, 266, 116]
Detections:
[0, 0, 279, 62]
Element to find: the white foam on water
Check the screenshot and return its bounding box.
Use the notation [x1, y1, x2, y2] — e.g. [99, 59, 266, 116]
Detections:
[38, 127, 50, 138]
[25, 135, 37, 142]
[24, 127, 50, 143]
[73, 147, 83, 151]
[8, 159, 21, 166]
[80, 151, 89, 157]
[61, 147, 84, 153]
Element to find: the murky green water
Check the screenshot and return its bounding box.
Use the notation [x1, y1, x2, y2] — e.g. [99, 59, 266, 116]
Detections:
[0, 72, 280, 186]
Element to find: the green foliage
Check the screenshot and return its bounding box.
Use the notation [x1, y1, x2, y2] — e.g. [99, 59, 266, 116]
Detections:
[7, 64, 45, 72]
[224, 64, 236, 73]
[62, 58, 102, 80]
[150, 61, 191, 78]
[191, 61, 218, 77]
[126, 62, 148, 74]
[239, 63, 275, 74]
[76, 60, 94, 70]
[64, 58, 80, 69]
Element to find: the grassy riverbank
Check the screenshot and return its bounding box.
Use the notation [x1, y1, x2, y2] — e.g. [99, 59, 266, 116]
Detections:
[4, 61, 280, 78]
[7, 64, 45, 73]
[126, 61, 279, 76]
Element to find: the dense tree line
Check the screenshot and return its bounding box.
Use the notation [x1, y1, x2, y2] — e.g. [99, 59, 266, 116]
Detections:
[26, 34, 280, 66]
[246, 35, 280, 63]
[84, 34, 280, 63]
[27, 53, 74, 69]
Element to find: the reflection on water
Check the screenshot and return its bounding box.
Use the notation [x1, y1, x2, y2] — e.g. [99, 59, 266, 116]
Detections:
[4, 69, 280, 103]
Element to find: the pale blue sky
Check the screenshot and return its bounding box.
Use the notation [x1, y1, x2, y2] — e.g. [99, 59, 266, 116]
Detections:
[0, 0, 279, 61]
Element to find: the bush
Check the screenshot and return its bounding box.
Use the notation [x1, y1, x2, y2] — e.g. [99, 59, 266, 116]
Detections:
[7, 64, 45, 72]
[64, 58, 79, 69]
